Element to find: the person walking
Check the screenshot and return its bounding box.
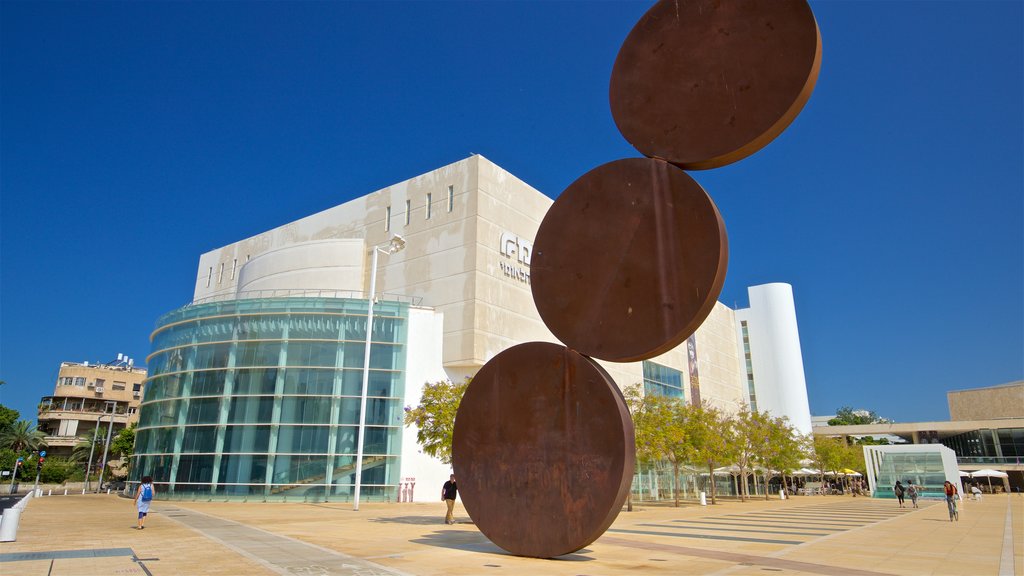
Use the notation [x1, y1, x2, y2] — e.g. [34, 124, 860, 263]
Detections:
[135, 476, 155, 529]
[441, 474, 458, 525]
[894, 480, 906, 508]
[944, 481, 959, 521]
[907, 482, 919, 508]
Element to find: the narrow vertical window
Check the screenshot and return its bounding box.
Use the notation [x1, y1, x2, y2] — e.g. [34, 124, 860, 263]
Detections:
[231, 258, 237, 280]
[246, 254, 251, 262]
[207, 266, 213, 287]
[405, 199, 411, 225]
[218, 263, 225, 284]
[447, 185, 454, 212]
[385, 206, 391, 232]
[425, 193, 432, 219]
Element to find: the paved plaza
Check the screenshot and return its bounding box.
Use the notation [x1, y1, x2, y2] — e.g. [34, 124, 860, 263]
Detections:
[0, 493, 1020, 575]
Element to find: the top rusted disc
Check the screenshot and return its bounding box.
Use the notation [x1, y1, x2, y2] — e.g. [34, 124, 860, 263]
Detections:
[610, 0, 821, 170]
[531, 157, 727, 363]
[452, 342, 634, 558]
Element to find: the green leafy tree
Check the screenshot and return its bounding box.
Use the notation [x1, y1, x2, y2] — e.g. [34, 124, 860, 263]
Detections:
[111, 423, 136, 459]
[0, 420, 47, 452]
[624, 384, 691, 507]
[811, 435, 847, 488]
[827, 407, 888, 426]
[732, 406, 775, 501]
[757, 416, 801, 500]
[403, 378, 471, 465]
[683, 402, 734, 505]
[39, 456, 77, 484]
[72, 425, 109, 470]
[0, 404, 19, 438]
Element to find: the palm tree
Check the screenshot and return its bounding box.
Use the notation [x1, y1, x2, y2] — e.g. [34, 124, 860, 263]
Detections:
[72, 426, 108, 463]
[0, 419, 47, 451]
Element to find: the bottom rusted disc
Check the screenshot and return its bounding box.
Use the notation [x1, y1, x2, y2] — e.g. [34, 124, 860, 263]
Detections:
[452, 342, 635, 558]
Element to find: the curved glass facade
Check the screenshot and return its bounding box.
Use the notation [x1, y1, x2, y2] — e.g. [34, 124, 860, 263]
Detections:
[131, 297, 409, 502]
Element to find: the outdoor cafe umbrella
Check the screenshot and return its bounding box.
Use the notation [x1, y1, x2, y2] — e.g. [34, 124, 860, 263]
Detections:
[841, 468, 862, 477]
[970, 469, 1009, 492]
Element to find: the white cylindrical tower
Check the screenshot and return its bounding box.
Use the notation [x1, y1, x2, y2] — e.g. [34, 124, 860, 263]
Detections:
[735, 283, 812, 434]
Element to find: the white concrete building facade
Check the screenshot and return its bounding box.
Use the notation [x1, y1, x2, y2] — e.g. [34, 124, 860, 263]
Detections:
[138, 155, 812, 501]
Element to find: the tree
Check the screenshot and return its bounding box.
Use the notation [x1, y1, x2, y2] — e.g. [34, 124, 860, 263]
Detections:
[757, 416, 802, 500]
[624, 384, 678, 509]
[403, 378, 471, 465]
[827, 406, 888, 426]
[0, 420, 47, 452]
[683, 402, 734, 505]
[0, 404, 20, 438]
[732, 406, 775, 501]
[111, 423, 137, 459]
[811, 435, 847, 489]
[72, 426, 109, 466]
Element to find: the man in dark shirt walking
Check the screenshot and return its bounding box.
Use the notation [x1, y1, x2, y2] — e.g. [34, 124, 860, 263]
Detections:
[442, 474, 457, 525]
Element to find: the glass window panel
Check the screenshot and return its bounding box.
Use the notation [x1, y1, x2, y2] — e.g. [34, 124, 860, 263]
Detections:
[234, 368, 279, 395]
[180, 426, 218, 453]
[279, 397, 332, 424]
[228, 396, 275, 424]
[176, 455, 215, 484]
[276, 426, 331, 454]
[139, 399, 181, 427]
[272, 455, 330, 484]
[363, 426, 401, 455]
[222, 425, 271, 453]
[218, 454, 269, 485]
[186, 398, 222, 424]
[191, 370, 226, 397]
[282, 368, 335, 396]
[193, 343, 232, 370]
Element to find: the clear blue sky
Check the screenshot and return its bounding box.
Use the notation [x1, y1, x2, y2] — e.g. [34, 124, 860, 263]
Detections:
[2, 1, 1021, 427]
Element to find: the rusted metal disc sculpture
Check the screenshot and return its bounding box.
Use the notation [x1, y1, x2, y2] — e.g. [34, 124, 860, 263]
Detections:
[530, 158, 728, 363]
[452, 342, 634, 559]
[451, 0, 819, 559]
[609, 0, 822, 170]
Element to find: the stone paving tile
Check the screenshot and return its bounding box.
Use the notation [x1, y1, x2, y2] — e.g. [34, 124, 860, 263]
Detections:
[1, 493, 1019, 575]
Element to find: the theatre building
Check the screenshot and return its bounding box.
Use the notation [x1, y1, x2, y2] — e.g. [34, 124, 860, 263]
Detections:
[131, 155, 813, 502]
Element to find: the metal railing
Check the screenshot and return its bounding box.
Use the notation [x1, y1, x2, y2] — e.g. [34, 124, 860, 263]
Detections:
[189, 288, 422, 307]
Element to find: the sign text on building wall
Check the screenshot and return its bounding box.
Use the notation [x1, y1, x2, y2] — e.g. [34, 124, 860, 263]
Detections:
[499, 231, 532, 284]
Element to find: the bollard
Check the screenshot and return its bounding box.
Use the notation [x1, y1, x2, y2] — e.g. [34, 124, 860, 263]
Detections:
[64, 489, 68, 496]
[0, 507, 22, 542]
[35, 489, 42, 498]
[82, 489, 86, 494]
[699, 491, 707, 506]
[107, 489, 111, 495]
[779, 487, 787, 500]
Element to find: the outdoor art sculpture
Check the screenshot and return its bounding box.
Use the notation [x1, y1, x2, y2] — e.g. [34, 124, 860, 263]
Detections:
[452, 0, 822, 558]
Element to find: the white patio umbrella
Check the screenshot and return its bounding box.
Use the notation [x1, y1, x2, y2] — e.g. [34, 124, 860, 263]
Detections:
[970, 469, 1009, 492]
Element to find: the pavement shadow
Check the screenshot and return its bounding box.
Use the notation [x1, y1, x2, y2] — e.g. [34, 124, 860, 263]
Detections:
[370, 515, 471, 526]
[411, 531, 595, 562]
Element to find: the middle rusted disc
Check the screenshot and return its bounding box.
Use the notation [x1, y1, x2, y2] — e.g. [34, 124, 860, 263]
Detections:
[452, 342, 635, 558]
[531, 158, 727, 363]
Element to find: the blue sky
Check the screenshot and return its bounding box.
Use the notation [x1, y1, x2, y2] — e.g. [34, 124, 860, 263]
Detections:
[1, 1, 1021, 427]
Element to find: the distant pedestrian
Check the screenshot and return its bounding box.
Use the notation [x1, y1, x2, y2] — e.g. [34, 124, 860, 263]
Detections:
[135, 476, 155, 529]
[894, 480, 905, 508]
[907, 482, 919, 508]
[944, 481, 959, 521]
[441, 474, 457, 525]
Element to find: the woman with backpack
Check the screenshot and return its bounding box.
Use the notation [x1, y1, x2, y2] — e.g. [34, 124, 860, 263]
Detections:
[894, 480, 905, 508]
[135, 476, 155, 529]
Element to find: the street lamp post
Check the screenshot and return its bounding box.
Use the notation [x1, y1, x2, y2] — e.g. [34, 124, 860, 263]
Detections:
[353, 235, 405, 511]
[84, 401, 117, 492]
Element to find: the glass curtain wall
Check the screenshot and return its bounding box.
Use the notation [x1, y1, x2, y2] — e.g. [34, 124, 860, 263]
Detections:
[131, 297, 408, 502]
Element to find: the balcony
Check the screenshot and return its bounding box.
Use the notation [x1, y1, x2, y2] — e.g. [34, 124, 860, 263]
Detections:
[42, 436, 79, 448]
